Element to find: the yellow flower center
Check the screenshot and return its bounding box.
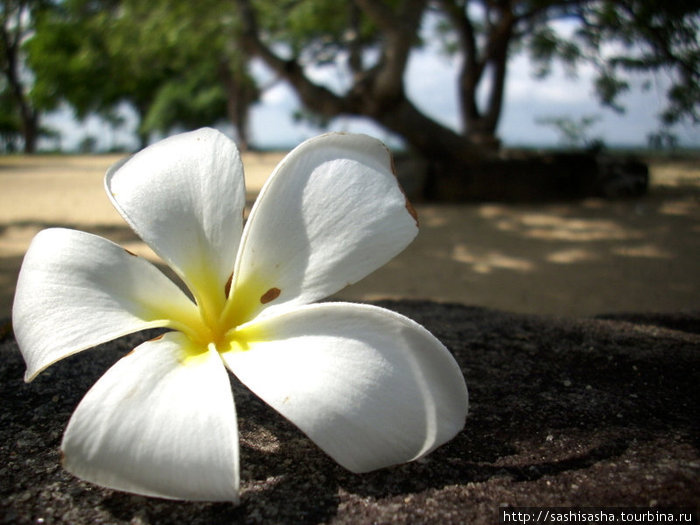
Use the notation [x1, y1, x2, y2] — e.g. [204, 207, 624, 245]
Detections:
[166, 271, 277, 363]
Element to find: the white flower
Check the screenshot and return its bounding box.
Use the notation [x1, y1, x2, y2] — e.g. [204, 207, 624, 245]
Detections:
[12, 128, 468, 502]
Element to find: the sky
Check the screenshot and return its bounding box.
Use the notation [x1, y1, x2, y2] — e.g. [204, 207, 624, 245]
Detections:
[42, 21, 698, 153]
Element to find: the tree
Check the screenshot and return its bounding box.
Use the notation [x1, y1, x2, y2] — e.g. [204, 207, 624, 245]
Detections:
[16, 0, 698, 161]
[536, 114, 602, 149]
[235, 0, 482, 164]
[232, 0, 698, 166]
[0, 0, 49, 153]
[577, 0, 699, 126]
[27, 0, 260, 149]
[0, 86, 23, 151]
[25, 1, 130, 143]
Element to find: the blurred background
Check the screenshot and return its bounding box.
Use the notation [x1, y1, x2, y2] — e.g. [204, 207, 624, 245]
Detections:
[2, 0, 698, 153]
[1, 0, 698, 319]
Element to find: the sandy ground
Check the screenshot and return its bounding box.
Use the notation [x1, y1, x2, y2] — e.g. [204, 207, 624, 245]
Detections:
[0, 152, 698, 319]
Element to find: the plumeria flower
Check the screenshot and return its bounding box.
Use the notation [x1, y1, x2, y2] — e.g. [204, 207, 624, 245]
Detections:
[13, 128, 468, 502]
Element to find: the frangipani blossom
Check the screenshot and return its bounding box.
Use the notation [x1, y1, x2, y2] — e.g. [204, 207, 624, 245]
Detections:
[13, 128, 468, 502]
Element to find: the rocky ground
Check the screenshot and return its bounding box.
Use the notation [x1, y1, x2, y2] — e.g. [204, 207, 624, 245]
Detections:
[1, 300, 697, 524]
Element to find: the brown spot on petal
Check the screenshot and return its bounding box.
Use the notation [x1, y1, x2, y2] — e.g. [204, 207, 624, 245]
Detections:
[126, 335, 163, 357]
[124, 248, 137, 256]
[405, 197, 419, 227]
[260, 287, 281, 304]
[389, 150, 397, 176]
[383, 145, 419, 228]
[224, 273, 233, 297]
[394, 171, 419, 227]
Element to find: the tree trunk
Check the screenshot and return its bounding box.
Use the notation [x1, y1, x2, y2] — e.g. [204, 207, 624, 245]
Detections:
[363, 95, 481, 164]
[21, 112, 38, 154]
[448, 0, 514, 152]
[2, 19, 38, 153]
[234, 0, 483, 161]
[219, 59, 259, 151]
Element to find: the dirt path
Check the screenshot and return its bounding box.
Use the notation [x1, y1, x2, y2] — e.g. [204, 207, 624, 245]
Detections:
[1, 153, 698, 319]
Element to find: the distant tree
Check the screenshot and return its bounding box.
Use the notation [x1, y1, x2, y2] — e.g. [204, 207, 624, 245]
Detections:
[27, 2, 122, 131]
[13, 0, 698, 162]
[27, 0, 259, 149]
[0, 87, 22, 151]
[0, 0, 51, 153]
[574, 0, 699, 127]
[233, 0, 698, 167]
[647, 129, 678, 151]
[536, 114, 602, 149]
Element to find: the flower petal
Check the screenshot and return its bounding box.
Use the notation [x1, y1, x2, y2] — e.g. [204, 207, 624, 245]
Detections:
[229, 133, 418, 323]
[13, 228, 200, 381]
[61, 332, 239, 502]
[105, 128, 246, 318]
[222, 302, 468, 473]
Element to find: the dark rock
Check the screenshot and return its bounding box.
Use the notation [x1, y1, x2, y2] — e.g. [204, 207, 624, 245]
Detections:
[595, 156, 649, 198]
[393, 154, 429, 201]
[1, 301, 697, 524]
[395, 152, 649, 202]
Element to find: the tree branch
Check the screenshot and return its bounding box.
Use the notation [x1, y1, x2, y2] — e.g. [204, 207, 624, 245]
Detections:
[232, 0, 479, 161]
[353, 0, 427, 101]
[232, 0, 347, 117]
[481, 5, 515, 133]
[438, 0, 483, 125]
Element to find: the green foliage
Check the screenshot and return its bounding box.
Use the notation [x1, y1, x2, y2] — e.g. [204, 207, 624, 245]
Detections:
[142, 71, 228, 136]
[252, 0, 381, 65]
[574, 0, 699, 124]
[27, 8, 115, 116]
[5, 0, 697, 154]
[528, 26, 582, 78]
[26, 0, 258, 146]
[434, 0, 698, 129]
[594, 71, 630, 113]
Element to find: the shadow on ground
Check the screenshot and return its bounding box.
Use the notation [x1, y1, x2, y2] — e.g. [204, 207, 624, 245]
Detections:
[340, 182, 700, 316]
[1, 157, 699, 318]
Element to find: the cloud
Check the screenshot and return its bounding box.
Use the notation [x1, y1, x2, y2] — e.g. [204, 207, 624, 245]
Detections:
[405, 47, 461, 131]
[506, 56, 597, 105]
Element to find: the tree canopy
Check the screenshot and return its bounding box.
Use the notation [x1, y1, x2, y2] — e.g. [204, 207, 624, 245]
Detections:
[25, 0, 259, 149]
[4, 0, 699, 155]
[233, 0, 698, 161]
